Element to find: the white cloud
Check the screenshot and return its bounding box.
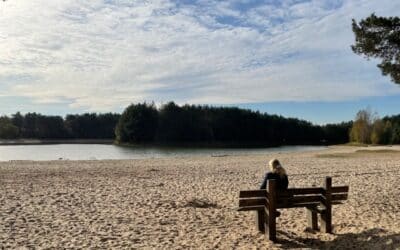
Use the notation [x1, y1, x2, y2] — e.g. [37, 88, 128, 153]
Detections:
[0, 0, 400, 113]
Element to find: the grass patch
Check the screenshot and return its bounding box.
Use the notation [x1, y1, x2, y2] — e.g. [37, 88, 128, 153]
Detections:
[355, 149, 399, 153]
[316, 149, 400, 158]
[341, 142, 369, 147]
[315, 153, 352, 158]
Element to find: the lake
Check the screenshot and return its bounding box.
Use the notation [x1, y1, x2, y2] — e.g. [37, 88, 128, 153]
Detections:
[0, 144, 328, 161]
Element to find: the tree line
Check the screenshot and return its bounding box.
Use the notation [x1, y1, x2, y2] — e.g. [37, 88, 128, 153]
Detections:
[0, 112, 120, 139]
[349, 109, 400, 145]
[115, 102, 351, 146]
[4, 104, 400, 147]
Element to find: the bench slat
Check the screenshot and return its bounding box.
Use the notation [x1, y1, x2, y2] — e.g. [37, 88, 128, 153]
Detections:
[331, 193, 348, 201]
[239, 198, 267, 207]
[277, 195, 322, 208]
[239, 185, 349, 209]
[321, 195, 347, 206]
[275, 200, 343, 209]
[237, 206, 265, 211]
[277, 201, 320, 208]
[278, 187, 323, 196]
[331, 186, 349, 194]
[239, 190, 266, 198]
[239, 186, 349, 199]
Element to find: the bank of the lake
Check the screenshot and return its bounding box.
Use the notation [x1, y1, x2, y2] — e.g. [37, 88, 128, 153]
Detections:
[1, 145, 400, 249]
[0, 139, 114, 145]
[0, 144, 327, 161]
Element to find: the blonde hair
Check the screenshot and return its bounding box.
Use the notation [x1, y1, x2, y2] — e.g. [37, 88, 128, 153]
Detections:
[268, 159, 287, 177]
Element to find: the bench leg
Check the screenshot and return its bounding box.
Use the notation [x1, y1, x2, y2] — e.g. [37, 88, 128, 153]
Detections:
[256, 210, 266, 233]
[266, 210, 276, 242]
[306, 207, 318, 230]
[267, 180, 277, 242]
[320, 209, 332, 233]
[321, 177, 333, 233]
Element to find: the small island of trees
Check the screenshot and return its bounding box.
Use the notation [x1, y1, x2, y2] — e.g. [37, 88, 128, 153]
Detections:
[114, 102, 351, 147]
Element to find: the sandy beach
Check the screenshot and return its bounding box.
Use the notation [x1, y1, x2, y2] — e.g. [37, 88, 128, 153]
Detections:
[1, 146, 400, 249]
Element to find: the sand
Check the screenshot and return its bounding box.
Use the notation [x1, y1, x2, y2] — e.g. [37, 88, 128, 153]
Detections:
[1, 146, 400, 249]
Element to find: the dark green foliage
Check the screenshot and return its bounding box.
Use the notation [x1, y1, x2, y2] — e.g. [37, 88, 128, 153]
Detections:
[16, 113, 65, 139]
[3, 112, 120, 139]
[11, 112, 23, 135]
[391, 126, 400, 144]
[156, 102, 213, 143]
[65, 113, 120, 139]
[17, 113, 68, 139]
[352, 14, 400, 84]
[36, 115, 67, 139]
[0, 103, 362, 145]
[115, 103, 158, 143]
[321, 122, 352, 144]
[116, 102, 350, 146]
[382, 115, 400, 144]
[0, 116, 19, 139]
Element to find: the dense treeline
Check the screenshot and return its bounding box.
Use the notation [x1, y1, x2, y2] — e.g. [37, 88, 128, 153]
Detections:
[0, 112, 120, 139]
[383, 115, 400, 144]
[0, 103, 354, 146]
[115, 102, 351, 146]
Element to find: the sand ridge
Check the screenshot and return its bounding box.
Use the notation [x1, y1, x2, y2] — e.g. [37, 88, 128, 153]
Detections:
[1, 146, 400, 249]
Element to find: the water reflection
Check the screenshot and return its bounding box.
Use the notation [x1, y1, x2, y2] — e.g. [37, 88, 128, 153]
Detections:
[0, 144, 327, 161]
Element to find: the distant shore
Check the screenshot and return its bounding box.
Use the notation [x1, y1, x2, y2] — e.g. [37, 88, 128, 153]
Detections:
[0, 139, 114, 145]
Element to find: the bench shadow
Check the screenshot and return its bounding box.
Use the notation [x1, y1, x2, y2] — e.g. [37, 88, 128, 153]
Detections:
[275, 228, 400, 249]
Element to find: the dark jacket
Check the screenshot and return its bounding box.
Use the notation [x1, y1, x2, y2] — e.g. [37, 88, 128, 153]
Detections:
[260, 172, 289, 190]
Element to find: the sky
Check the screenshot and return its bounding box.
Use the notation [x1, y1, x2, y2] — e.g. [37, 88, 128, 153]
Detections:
[1, 0, 400, 124]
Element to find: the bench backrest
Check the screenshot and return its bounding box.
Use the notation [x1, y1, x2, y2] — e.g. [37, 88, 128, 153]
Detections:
[239, 178, 349, 211]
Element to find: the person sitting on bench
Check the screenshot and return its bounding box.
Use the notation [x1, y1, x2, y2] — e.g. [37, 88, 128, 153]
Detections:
[260, 159, 289, 190]
[259, 159, 288, 219]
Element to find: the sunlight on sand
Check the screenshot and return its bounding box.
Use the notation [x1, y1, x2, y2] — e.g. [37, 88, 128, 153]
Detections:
[1, 146, 400, 248]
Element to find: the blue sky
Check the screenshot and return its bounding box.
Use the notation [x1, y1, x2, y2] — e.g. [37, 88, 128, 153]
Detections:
[1, 0, 400, 124]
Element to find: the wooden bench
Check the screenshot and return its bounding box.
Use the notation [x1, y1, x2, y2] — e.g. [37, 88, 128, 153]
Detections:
[238, 176, 349, 242]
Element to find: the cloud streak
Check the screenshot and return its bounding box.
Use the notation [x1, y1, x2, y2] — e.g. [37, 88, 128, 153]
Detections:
[1, 0, 400, 113]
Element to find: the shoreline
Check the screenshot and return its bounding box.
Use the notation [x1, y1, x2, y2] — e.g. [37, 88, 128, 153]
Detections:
[1, 139, 331, 148]
[0, 144, 330, 162]
[0, 139, 114, 145]
[2, 144, 400, 162]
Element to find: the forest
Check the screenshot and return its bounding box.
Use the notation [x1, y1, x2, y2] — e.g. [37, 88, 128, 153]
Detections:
[4, 102, 400, 147]
[0, 112, 120, 140]
[0, 103, 352, 146]
[114, 102, 351, 146]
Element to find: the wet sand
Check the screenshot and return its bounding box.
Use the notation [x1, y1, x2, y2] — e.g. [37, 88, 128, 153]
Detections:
[1, 146, 400, 249]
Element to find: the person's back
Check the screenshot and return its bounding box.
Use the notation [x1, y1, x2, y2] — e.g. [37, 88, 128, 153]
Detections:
[260, 159, 288, 190]
[260, 172, 288, 190]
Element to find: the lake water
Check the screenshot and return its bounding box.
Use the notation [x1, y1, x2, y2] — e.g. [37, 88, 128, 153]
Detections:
[0, 144, 327, 161]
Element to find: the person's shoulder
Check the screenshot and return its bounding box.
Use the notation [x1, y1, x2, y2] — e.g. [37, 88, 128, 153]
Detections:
[266, 172, 277, 178]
